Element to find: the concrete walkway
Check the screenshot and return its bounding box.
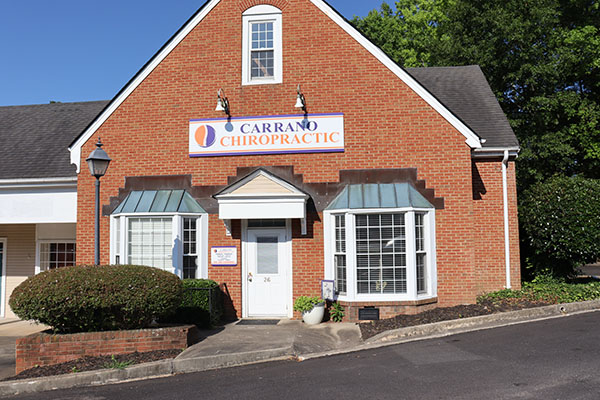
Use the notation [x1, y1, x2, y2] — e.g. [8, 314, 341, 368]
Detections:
[178, 320, 362, 362]
[0, 320, 47, 380]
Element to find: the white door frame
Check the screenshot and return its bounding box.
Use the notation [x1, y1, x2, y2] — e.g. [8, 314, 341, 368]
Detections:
[0, 238, 7, 318]
[241, 219, 293, 318]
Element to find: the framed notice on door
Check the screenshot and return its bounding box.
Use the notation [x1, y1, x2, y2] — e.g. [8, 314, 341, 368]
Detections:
[211, 246, 237, 266]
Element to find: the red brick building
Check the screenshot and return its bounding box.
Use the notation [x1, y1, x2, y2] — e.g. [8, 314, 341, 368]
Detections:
[68, 0, 520, 321]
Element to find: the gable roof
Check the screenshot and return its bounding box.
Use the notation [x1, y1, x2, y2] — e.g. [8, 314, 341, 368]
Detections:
[68, 0, 488, 172]
[0, 101, 109, 180]
[406, 66, 519, 149]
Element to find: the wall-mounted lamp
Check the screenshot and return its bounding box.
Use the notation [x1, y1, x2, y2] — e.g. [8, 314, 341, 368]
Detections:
[215, 88, 230, 116]
[295, 84, 306, 111]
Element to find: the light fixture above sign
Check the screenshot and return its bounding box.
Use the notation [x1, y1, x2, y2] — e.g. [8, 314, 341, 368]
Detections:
[295, 84, 306, 111]
[215, 88, 230, 116]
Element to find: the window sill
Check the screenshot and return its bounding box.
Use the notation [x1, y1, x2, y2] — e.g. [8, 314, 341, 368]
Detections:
[335, 296, 438, 307]
[241, 79, 283, 86]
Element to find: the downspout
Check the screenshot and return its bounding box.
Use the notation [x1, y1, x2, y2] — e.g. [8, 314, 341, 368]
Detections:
[502, 150, 511, 289]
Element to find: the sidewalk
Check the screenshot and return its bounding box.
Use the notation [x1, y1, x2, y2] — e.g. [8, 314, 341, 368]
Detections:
[177, 319, 362, 365]
[0, 320, 48, 380]
[1, 300, 600, 397]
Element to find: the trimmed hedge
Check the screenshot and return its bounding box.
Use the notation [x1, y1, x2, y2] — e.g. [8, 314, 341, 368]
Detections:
[9, 265, 183, 333]
[165, 279, 223, 327]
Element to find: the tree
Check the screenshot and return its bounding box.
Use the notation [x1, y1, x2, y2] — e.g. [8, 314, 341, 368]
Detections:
[352, 0, 455, 68]
[353, 0, 600, 189]
[520, 176, 600, 276]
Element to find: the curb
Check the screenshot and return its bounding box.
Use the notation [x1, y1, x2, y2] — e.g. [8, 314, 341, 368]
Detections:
[0, 347, 293, 397]
[297, 299, 600, 361]
[2, 300, 600, 396]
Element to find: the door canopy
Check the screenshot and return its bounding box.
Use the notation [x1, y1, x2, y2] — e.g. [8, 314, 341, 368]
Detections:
[214, 169, 309, 232]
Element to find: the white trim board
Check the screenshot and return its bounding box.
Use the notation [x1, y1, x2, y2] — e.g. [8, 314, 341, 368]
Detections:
[68, 0, 482, 172]
[0, 238, 7, 318]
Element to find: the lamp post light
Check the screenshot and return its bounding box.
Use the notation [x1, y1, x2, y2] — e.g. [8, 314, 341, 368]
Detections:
[86, 138, 111, 265]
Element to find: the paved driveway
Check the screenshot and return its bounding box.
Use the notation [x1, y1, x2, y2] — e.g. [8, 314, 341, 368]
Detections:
[0, 320, 47, 380]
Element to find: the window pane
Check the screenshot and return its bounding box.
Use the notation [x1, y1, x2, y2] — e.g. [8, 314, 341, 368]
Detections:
[257, 236, 278, 274]
[39, 242, 76, 271]
[183, 217, 198, 278]
[128, 217, 172, 271]
[251, 50, 274, 78]
[417, 253, 426, 293]
[334, 215, 347, 294]
[356, 213, 407, 294]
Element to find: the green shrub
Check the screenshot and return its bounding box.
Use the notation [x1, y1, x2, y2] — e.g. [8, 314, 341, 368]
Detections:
[478, 280, 600, 305]
[520, 176, 600, 277]
[9, 265, 182, 333]
[165, 279, 223, 327]
[329, 302, 345, 322]
[293, 296, 324, 313]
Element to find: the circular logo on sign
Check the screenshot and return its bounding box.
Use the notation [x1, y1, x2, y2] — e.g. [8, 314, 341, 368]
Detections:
[195, 125, 216, 148]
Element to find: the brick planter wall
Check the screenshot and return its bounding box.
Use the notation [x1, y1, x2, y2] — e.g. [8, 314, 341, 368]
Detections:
[15, 325, 197, 374]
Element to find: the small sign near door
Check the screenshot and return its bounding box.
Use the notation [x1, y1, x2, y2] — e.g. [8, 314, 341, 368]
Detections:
[211, 246, 237, 266]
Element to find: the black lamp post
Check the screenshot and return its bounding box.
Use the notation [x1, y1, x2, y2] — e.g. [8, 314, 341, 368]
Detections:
[86, 138, 111, 265]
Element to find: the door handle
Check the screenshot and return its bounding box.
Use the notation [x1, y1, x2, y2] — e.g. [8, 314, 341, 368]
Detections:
[248, 272, 253, 282]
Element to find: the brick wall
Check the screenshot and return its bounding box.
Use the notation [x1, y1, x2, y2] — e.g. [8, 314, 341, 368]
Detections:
[15, 326, 196, 374]
[472, 160, 521, 294]
[74, 0, 519, 316]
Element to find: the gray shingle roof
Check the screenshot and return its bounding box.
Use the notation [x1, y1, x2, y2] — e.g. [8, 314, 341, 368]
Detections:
[406, 65, 519, 149]
[0, 100, 108, 180]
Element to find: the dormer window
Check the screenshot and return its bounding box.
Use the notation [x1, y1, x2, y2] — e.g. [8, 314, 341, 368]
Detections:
[242, 5, 282, 85]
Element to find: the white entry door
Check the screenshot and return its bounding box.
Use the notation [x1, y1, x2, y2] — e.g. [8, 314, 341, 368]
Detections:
[246, 228, 290, 317]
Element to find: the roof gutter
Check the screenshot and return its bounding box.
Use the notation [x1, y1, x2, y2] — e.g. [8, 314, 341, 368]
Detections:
[472, 147, 520, 159]
[0, 176, 77, 189]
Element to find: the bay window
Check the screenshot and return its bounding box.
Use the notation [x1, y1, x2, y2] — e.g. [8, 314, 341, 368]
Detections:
[110, 190, 208, 279]
[326, 208, 436, 302]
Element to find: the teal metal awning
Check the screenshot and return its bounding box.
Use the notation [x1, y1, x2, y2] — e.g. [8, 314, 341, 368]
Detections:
[112, 190, 206, 214]
[326, 183, 433, 210]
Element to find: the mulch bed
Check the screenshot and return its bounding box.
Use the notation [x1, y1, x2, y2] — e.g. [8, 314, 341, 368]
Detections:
[3, 349, 182, 381]
[359, 298, 550, 340]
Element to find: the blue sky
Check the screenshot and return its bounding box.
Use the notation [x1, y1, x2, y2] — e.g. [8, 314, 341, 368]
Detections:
[0, 1, 387, 106]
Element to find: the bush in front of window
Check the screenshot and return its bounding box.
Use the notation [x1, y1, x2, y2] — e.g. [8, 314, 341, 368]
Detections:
[9, 265, 183, 333]
[163, 279, 223, 328]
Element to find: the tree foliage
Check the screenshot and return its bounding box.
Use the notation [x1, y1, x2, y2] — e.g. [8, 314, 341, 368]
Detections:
[353, 0, 600, 188]
[520, 176, 600, 276]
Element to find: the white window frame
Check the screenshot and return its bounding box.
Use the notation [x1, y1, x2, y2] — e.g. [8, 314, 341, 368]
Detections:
[242, 5, 283, 85]
[110, 213, 208, 279]
[35, 240, 77, 274]
[323, 208, 437, 302]
[0, 238, 7, 318]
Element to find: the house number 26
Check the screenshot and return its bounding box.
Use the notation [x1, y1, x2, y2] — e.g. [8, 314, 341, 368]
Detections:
[264, 277, 271, 283]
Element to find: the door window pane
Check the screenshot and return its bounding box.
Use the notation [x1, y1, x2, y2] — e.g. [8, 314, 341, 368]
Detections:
[257, 236, 278, 274]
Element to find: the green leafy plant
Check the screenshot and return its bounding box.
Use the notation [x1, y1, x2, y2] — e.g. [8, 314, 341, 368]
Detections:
[163, 279, 223, 328]
[293, 296, 325, 313]
[520, 176, 600, 277]
[478, 280, 600, 305]
[103, 355, 133, 370]
[9, 265, 183, 333]
[329, 302, 345, 322]
[71, 366, 80, 373]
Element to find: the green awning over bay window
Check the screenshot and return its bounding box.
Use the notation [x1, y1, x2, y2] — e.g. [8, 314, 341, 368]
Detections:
[326, 183, 433, 210]
[112, 190, 206, 214]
